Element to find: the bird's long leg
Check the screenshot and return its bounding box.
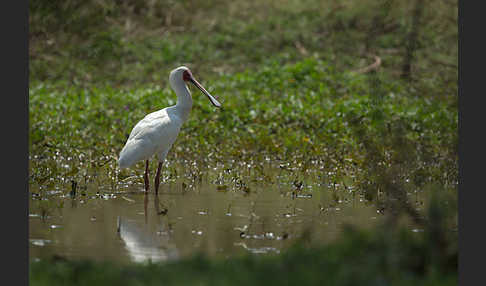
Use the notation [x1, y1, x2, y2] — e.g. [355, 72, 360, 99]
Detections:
[144, 160, 150, 193]
[154, 162, 163, 195]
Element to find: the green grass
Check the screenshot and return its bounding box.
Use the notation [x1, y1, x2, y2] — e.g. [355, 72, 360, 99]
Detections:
[29, 0, 458, 193]
[29, 0, 457, 89]
[29, 58, 457, 194]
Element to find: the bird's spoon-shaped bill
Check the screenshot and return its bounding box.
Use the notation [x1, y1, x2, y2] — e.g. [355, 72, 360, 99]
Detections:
[188, 76, 221, 108]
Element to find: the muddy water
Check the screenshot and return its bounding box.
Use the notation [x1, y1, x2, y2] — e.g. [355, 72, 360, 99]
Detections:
[29, 180, 382, 264]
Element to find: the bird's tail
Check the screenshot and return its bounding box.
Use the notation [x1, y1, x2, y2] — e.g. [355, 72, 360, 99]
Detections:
[118, 140, 145, 169]
[118, 155, 131, 169]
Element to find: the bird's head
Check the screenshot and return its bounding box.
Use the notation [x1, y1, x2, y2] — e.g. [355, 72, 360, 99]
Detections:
[169, 66, 221, 108]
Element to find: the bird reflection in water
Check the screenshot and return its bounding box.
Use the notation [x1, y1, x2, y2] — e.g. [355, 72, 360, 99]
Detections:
[117, 194, 178, 263]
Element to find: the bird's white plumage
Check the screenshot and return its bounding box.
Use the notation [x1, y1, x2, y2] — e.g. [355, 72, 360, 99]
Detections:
[118, 107, 183, 169]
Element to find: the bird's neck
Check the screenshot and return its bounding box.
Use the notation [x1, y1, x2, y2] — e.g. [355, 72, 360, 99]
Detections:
[172, 81, 193, 122]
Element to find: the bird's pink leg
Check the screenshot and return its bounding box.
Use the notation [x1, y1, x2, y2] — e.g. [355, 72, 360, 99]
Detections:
[144, 160, 150, 193]
[154, 162, 163, 195]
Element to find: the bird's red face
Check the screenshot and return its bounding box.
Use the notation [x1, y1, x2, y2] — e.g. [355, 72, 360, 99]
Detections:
[182, 70, 193, 82]
[182, 69, 221, 108]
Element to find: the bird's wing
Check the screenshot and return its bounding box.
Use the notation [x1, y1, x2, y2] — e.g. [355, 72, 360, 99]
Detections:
[119, 109, 182, 168]
[128, 110, 167, 140]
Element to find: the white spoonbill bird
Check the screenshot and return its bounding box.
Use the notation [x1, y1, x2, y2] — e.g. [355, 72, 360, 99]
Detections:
[118, 66, 221, 194]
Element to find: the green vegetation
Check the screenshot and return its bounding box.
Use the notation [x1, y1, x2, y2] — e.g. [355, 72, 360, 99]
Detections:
[29, 0, 458, 190]
[29, 0, 457, 89]
[29, 58, 457, 203]
[29, 0, 458, 284]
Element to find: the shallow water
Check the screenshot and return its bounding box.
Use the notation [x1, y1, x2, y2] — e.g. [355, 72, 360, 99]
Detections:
[29, 179, 384, 264]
